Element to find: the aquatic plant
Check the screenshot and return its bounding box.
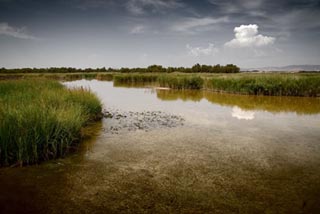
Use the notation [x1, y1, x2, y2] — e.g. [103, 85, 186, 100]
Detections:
[207, 74, 320, 96]
[0, 79, 102, 166]
[113, 73, 320, 96]
[1, 72, 319, 97]
[158, 75, 204, 89]
[113, 74, 204, 89]
[113, 74, 158, 84]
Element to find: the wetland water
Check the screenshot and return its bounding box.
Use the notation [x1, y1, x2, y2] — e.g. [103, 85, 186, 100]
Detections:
[1, 79, 320, 213]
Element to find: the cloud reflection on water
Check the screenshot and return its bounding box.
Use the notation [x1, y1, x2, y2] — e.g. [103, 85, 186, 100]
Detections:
[232, 106, 255, 120]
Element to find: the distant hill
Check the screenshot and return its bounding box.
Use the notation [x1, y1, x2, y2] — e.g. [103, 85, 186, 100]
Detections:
[243, 65, 320, 72]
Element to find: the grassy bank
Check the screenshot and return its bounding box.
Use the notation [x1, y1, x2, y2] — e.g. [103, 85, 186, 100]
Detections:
[0, 79, 102, 166]
[1, 72, 320, 97]
[158, 75, 204, 89]
[114, 73, 320, 97]
[206, 74, 320, 96]
[113, 74, 204, 89]
[113, 74, 158, 84]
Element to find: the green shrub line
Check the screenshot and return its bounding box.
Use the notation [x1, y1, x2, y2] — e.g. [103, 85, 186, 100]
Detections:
[0, 73, 114, 81]
[0, 79, 102, 166]
[0, 64, 240, 74]
[113, 73, 320, 97]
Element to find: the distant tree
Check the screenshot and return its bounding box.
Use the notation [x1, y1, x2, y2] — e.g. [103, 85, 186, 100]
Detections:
[192, 63, 201, 73]
[147, 65, 166, 73]
[0, 64, 240, 74]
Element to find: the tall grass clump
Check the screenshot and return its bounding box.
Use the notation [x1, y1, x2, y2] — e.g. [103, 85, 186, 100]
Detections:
[0, 79, 102, 166]
[114, 74, 158, 84]
[113, 73, 204, 90]
[207, 74, 320, 96]
[158, 75, 204, 89]
[113, 74, 159, 88]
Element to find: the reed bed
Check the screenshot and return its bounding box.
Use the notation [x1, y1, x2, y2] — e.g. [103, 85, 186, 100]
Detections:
[114, 73, 320, 97]
[207, 74, 320, 96]
[0, 79, 102, 166]
[113, 74, 158, 84]
[158, 75, 204, 89]
[114, 74, 204, 89]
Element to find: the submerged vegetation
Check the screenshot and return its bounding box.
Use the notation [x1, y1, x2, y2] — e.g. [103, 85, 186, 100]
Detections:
[0, 79, 102, 166]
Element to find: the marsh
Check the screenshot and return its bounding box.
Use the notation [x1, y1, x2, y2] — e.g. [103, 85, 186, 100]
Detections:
[1, 79, 319, 213]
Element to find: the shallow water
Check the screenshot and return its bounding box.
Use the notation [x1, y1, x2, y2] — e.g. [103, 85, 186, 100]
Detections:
[1, 79, 320, 213]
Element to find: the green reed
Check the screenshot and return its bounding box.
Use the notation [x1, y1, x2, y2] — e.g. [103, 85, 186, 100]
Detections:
[113, 74, 158, 83]
[158, 75, 204, 89]
[207, 74, 320, 96]
[0, 79, 102, 166]
[113, 73, 320, 96]
[113, 74, 204, 89]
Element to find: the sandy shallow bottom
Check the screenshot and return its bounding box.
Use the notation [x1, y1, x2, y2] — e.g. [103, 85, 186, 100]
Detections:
[1, 123, 320, 214]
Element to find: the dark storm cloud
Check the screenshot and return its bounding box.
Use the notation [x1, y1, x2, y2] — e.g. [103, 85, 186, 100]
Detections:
[207, 0, 320, 27]
[208, 0, 320, 14]
[1, 0, 318, 30]
[60, 0, 186, 15]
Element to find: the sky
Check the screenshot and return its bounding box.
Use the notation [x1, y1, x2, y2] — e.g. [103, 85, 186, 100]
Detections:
[0, 0, 319, 69]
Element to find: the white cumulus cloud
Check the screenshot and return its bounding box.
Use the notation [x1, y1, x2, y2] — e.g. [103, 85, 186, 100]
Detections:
[186, 43, 219, 57]
[0, 22, 36, 40]
[225, 24, 275, 48]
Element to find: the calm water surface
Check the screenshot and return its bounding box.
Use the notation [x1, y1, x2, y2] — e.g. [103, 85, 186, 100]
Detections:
[1, 79, 320, 213]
